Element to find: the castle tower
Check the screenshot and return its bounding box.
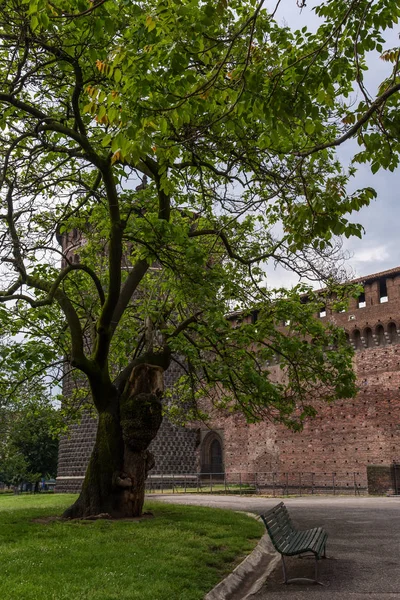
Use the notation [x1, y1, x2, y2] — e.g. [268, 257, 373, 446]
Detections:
[55, 228, 199, 493]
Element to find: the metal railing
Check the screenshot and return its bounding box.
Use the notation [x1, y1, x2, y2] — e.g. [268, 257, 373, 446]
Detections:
[145, 471, 367, 496]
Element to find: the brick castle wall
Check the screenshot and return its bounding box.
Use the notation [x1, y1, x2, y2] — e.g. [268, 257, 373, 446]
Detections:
[205, 345, 400, 486]
[57, 264, 400, 495]
[198, 267, 400, 494]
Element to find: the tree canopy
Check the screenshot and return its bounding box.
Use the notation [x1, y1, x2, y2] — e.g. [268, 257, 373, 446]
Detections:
[0, 0, 398, 516]
[0, 388, 59, 488]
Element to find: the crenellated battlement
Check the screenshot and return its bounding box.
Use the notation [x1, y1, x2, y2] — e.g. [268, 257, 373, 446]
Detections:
[318, 266, 400, 351]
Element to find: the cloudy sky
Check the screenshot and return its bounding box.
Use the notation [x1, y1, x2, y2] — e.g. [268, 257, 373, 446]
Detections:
[264, 0, 400, 288]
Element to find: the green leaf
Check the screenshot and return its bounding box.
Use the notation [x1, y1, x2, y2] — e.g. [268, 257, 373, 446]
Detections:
[101, 134, 112, 147]
[305, 121, 315, 135]
[30, 15, 39, 31]
[114, 68, 122, 83]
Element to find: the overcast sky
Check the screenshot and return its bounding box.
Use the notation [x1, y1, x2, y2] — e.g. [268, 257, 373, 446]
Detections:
[264, 0, 400, 288]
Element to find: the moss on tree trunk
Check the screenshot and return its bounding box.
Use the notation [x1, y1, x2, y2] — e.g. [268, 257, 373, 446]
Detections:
[63, 364, 164, 519]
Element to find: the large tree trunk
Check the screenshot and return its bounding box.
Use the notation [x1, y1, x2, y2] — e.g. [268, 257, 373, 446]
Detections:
[63, 364, 164, 519]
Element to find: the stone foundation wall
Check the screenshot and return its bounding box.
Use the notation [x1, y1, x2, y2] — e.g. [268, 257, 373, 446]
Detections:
[56, 411, 98, 493]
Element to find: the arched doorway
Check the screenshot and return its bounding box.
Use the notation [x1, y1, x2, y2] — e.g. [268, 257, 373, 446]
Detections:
[201, 432, 224, 474]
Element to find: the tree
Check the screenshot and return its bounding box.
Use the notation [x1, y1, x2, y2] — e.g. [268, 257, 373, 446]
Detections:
[0, 0, 398, 518]
[0, 390, 59, 489]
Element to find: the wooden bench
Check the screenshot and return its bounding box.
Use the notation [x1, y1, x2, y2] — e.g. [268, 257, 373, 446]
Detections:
[260, 502, 328, 584]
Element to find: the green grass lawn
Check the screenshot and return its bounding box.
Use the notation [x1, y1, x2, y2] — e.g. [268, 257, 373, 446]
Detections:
[0, 494, 263, 600]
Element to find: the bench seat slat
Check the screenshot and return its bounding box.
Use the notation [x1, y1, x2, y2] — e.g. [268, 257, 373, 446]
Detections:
[261, 503, 327, 559]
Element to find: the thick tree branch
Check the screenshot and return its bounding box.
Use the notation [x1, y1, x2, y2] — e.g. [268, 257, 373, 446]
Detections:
[93, 164, 123, 366]
[166, 311, 203, 339]
[110, 258, 149, 335]
[0, 95, 97, 162]
[21, 274, 93, 375]
[5, 182, 26, 279]
[113, 346, 172, 392]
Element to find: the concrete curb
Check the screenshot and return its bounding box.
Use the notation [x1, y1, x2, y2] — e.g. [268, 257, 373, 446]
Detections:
[204, 519, 279, 600]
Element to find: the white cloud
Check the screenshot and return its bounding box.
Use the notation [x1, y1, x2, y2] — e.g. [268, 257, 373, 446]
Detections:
[352, 245, 390, 264]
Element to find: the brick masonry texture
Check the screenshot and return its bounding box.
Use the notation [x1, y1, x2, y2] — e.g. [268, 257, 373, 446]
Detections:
[205, 345, 400, 486]
[366, 465, 395, 495]
[57, 265, 400, 495]
[198, 266, 400, 494]
[150, 360, 199, 475]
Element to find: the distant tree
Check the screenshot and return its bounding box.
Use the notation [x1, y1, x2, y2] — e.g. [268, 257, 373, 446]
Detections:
[0, 396, 59, 489]
[0, 0, 398, 518]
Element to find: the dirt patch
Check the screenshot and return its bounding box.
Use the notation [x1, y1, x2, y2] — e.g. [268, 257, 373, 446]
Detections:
[32, 511, 154, 524]
[32, 516, 64, 525]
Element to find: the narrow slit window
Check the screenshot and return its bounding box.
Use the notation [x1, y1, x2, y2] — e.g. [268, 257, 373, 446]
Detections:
[379, 278, 388, 303]
[358, 291, 366, 308]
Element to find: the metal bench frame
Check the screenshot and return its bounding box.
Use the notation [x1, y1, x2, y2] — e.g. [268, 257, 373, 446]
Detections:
[260, 502, 328, 585]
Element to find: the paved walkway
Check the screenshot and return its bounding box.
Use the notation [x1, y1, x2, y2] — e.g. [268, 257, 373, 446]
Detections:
[150, 494, 400, 599]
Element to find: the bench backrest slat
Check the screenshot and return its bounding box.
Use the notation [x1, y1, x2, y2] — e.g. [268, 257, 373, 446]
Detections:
[260, 502, 296, 553]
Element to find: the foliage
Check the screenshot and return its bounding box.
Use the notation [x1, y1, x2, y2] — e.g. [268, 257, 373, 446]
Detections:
[0, 494, 262, 600]
[0, 395, 59, 486]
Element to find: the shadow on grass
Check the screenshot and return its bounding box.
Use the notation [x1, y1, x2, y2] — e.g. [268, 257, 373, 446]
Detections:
[0, 494, 263, 600]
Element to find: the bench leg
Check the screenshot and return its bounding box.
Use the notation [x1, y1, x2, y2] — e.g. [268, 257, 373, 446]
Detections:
[281, 555, 326, 586]
[281, 555, 288, 584]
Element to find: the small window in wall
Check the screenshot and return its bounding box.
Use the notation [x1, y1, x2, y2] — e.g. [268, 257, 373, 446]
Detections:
[379, 278, 388, 303]
[358, 291, 366, 309]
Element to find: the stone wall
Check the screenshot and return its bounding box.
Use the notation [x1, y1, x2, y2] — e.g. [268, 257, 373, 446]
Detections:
[57, 411, 98, 493]
[150, 360, 199, 475]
